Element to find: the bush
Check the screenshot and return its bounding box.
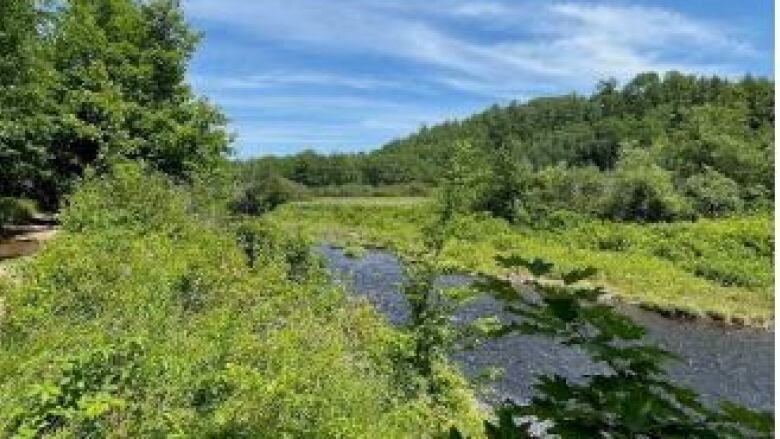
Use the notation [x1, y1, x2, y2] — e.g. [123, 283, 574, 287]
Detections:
[526, 165, 609, 219]
[684, 167, 743, 217]
[60, 162, 191, 234]
[231, 174, 310, 215]
[0, 197, 38, 227]
[0, 165, 480, 437]
[603, 148, 693, 222]
[234, 219, 317, 279]
[310, 183, 432, 198]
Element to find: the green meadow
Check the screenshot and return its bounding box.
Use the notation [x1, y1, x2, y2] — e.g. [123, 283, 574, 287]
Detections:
[269, 199, 773, 326]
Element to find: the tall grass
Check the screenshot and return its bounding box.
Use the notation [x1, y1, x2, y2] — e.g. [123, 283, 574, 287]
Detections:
[268, 200, 773, 326]
[0, 165, 483, 437]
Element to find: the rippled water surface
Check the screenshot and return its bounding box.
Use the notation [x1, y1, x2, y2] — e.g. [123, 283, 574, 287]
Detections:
[317, 245, 774, 411]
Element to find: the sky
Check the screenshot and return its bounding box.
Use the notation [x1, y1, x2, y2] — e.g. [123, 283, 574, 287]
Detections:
[181, 0, 774, 158]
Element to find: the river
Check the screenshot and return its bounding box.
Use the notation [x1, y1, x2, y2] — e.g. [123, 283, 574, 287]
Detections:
[317, 245, 774, 411]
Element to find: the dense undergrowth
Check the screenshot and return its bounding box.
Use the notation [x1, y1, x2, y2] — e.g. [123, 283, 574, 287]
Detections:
[271, 197, 772, 437]
[0, 165, 483, 438]
[267, 199, 773, 326]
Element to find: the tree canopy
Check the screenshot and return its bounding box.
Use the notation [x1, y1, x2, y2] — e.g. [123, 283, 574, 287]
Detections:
[242, 71, 773, 222]
[0, 0, 230, 209]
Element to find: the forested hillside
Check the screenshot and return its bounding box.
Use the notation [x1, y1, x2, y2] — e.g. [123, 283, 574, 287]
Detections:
[242, 72, 773, 221]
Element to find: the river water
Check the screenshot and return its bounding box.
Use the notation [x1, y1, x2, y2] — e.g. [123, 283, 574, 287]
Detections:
[317, 245, 774, 411]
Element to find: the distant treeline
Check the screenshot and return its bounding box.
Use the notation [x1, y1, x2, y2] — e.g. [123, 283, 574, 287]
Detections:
[239, 72, 773, 221]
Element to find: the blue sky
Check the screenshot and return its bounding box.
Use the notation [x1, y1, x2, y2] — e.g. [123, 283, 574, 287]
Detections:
[181, 0, 774, 158]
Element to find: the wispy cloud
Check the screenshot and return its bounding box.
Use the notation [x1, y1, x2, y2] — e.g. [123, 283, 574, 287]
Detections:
[192, 72, 405, 91]
[185, 1, 755, 94]
[182, 0, 769, 155]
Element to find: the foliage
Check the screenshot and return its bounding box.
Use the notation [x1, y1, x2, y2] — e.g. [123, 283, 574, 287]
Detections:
[309, 182, 432, 198]
[397, 253, 481, 420]
[267, 200, 773, 324]
[233, 219, 316, 280]
[474, 143, 532, 223]
[0, 0, 53, 204]
[247, 72, 773, 222]
[0, 166, 481, 437]
[463, 260, 773, 438]
[437, 140, 486, 223]
[230, 173, 309, 216]
[59, 162, 191, 235]
[0, 0, 230, 209]
[0, 198, 38, 227]
[6, 340, 146, 438]
[684, 167, 744, 217]
[603, 148, 693, 222]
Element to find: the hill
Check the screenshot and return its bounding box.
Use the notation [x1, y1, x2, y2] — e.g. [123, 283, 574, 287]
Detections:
[240, 72, 773, 222]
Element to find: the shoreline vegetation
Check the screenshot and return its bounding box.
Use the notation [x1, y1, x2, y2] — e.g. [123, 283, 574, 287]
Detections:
[267, 197, 773, 328]
[0, 172, 773, 436]
[0, 165, 486, 437]
[240, 70, 774, 333]
[0, 0, 773, 435]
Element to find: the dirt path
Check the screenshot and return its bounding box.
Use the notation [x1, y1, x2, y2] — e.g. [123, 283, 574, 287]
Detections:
[0, 223, 58, 322]
[0, 224, 59, 263]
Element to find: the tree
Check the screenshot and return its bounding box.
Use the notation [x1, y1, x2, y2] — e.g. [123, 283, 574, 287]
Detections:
[603, 148, 692, 222]
[0, 0, 230, 209]
[684, 167, 743, 217]
[477, 140, 533, 222]
[233, 71, 773, 221]
[438, 140, 485, 223]
[0, 0, 54, 200]
[230, 173, 308, 216]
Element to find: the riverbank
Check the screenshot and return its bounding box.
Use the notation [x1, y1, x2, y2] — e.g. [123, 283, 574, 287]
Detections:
[317, 244, 774, 411]
[0, 225, 58, 259]
[0, 223, 59, 284]
[0, 166, 486, 437]
[266, 198, 773, 328]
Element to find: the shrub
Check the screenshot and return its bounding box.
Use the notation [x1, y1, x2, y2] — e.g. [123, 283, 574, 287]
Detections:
[0, 197, 38, 227]
[684, 167, 744, 217]
[1, 165, 480, 437]
[310, 183, 433, 198]
[603, 148, 693, 222]
[60, 162, 191, 234]
[231, 174, 310, 215]
[234, 219, 317, 279]
[526, 165, 609, 219]
[6, 341, 146, 438]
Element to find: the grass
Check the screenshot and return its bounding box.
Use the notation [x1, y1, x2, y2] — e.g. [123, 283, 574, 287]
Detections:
[267, 198, 774, 327]
[290, 197, 433, 206]
[0, 168, 485, 437]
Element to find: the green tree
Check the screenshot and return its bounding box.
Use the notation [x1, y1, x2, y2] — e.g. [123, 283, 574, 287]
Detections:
[684, 167, 743, 216]
[438, 140, 484, 223]
[478, 140, 533, 222]
[0, 0, 54, 201]
[1, 0, 230, 209]
[603, 148, 692, 222]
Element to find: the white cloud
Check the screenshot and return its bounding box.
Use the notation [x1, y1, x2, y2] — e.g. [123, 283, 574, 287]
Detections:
[200, 94, 413, 113]
[192, 72, 404, 91]
[182, 1, 764, 154]
[549, 3, 754, 55]
[183, 0, 755, 99]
